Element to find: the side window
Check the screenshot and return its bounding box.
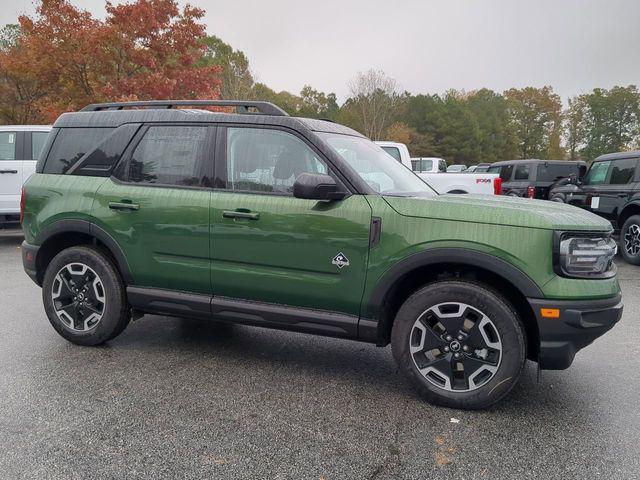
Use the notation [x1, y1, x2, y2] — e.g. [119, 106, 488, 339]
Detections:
[489, 165, 513, 181]
[608, 158, 638, 185]
[31, 132, 49, 160]
[128, 126, 208, 186]
[226, 127, 327, 194]
[439, 160, 447, 172]
[43, 128, 113, 174]
[514, 164, 530, 180]
[381, 146, 402, 163]
[584, 161, 610, 185]
[0, 132, 17, 160]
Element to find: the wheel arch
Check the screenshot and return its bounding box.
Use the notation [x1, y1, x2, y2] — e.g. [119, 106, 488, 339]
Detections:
[34, 220, 133, 286]
[363, 248, 542, 360]
[618, 202, 640, 230]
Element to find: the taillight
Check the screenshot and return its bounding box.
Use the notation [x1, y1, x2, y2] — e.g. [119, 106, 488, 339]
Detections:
[527, 186, 535, 199]
[20, 187, 26, 224]
[493, 177, 502, 195]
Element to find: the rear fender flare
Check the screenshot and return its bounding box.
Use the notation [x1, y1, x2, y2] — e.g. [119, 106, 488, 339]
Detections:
[34, 219, 133, 284]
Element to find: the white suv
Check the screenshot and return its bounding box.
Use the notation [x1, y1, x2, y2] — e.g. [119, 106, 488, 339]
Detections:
[0, 125, 51, 225]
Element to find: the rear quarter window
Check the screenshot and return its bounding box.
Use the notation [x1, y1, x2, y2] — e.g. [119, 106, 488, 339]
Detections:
[43, 127, 114, 174]
[536, 162, 583, 182]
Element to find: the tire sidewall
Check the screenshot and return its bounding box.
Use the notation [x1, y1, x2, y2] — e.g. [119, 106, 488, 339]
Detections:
[621, 215, 640, 265]
[42, 246, 128, 345]
[391, 281, 525, 409]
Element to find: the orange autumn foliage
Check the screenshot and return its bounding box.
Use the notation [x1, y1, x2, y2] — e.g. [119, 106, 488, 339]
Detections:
[0, 0, 222, 123]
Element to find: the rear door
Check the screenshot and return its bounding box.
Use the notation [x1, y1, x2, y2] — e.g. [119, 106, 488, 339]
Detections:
[92, 124, 213, 294]
[0, 130, 23, 214]
[209, 125, 371, 317]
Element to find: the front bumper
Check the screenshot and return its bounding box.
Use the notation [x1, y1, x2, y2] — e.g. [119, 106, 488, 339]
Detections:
[21, 241, 40, 285]
[528, 294, 623, 370]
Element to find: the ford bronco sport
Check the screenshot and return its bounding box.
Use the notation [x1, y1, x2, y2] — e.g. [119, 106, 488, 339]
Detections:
[21, 100, 622, 409]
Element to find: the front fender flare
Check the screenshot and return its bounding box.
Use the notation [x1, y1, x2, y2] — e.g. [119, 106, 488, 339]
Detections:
[360, 248, 544, 344]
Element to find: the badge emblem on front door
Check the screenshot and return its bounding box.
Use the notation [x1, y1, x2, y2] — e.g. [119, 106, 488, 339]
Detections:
[332, 252, 350, 269]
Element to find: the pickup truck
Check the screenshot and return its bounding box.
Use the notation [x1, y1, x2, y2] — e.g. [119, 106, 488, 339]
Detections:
[375, 141, 501, 195]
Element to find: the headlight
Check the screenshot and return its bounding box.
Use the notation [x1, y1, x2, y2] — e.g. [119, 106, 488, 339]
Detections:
[554, 232, 617, 279]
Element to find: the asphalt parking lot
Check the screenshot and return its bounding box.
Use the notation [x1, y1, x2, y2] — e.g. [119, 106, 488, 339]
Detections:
[0, 228, 638, 480]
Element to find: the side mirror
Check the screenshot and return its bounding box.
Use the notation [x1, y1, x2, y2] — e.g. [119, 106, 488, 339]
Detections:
[569, 172, 579, 185]
[293, 173, 347, 201]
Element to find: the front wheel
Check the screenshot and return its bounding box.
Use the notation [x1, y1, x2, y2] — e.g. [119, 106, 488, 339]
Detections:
[621, 215, 640, 265]
[391, 281, 526, 409]
[42, 246, 130, 345]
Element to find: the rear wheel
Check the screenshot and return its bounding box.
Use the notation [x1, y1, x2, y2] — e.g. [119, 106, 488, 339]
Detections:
[42, 246, 130, 345]
[391, 281, 526, 409]
[621, 215, 640, 265]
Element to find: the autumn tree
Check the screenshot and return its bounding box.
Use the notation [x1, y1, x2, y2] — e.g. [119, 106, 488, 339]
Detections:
[0, 0, 222, 124]
[504, 86, 563, 159]
[348, 69, 401, 140]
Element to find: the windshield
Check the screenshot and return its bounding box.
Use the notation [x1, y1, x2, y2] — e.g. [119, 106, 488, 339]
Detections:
[319, 133, 436, 197]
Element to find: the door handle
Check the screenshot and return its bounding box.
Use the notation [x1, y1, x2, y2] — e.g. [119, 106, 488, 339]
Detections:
[109, 201, 140, 211]
[0, 169, 18, 174]
[222, 209, 260, 220]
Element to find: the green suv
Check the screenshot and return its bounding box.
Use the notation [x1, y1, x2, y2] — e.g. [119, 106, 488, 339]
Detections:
[21, 100, 622, 409]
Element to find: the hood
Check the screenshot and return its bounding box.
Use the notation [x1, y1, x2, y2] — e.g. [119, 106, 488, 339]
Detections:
[383, 194, 612, 231]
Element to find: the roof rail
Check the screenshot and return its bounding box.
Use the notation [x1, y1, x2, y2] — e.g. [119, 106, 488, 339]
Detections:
[80, 100, 289, 116]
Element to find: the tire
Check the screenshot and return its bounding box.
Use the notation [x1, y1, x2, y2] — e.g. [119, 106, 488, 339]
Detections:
[620, 215, 640, 265]
[391, 280, 526, 410]
[550, 194, 565, 203]
[42, 246, 130, 346]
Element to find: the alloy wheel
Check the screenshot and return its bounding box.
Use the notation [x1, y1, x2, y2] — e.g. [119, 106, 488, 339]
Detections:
[409, 302, 502, 392]
[51, 262, 106, 332]
[624, 224, 640, 257]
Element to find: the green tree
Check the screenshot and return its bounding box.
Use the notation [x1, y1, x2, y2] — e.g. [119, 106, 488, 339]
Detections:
[298, 85, 339, 119]
[580, 86, 639, 160]
[465, 89, 518, 162]
[201, 35, 255, 100]
[565, 95, 587, 160]
[504, 86, 563, 159]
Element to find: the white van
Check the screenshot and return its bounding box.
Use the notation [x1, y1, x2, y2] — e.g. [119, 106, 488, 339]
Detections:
[0, 125, 52, 225]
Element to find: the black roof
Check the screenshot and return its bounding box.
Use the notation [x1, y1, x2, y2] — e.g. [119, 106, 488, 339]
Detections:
[490, 159, 586, 166]
[53, 101, 364, 137]
[593, 150, 640, 162]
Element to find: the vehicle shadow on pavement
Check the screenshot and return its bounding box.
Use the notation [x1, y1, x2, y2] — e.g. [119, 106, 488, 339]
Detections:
[99, 314, 597, 415]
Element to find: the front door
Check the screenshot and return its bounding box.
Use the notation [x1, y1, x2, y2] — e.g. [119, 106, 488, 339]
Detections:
[0, 130, 23, 214]
[92, 124, 213, 294]
[210, 126, 372, 316]
[585, 158, 639, 223]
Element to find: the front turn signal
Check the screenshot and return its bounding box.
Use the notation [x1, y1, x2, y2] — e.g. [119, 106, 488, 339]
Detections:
[540, 308, 560, 319]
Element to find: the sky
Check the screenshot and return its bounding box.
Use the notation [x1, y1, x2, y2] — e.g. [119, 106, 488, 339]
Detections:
[1, 0, 639, 103]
